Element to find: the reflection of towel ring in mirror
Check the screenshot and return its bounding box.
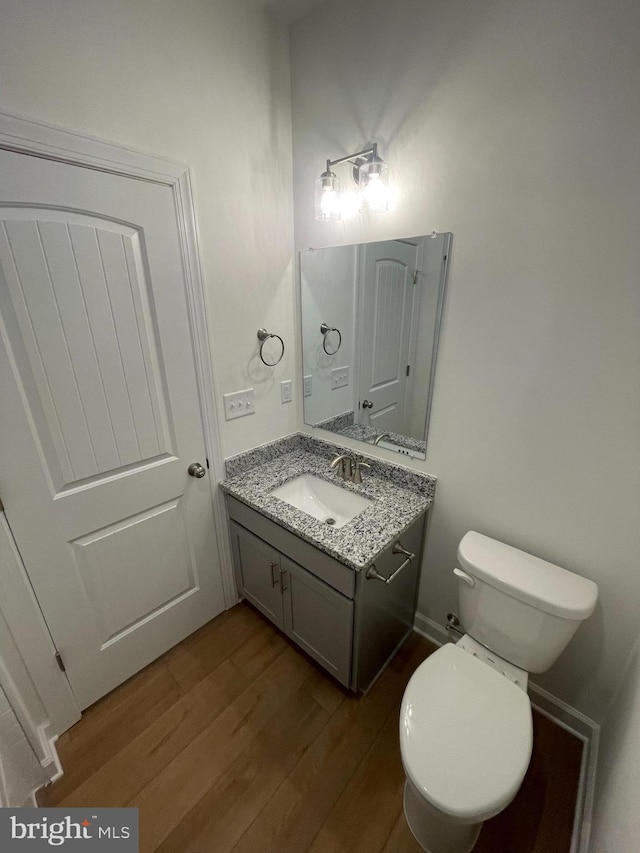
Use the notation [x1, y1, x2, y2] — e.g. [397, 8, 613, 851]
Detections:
[320, 322, 342, 355]
[257, 328, 285, 366]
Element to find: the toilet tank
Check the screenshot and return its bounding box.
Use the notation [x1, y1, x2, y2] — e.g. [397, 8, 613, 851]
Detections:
[455, 532, 598, 673]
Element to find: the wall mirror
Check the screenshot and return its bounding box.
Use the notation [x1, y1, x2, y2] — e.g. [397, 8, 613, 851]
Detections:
[300, 232, 451, 460]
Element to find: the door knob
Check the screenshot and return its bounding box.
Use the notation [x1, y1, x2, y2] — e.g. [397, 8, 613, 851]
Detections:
[362, 399, 374, 409]
[188, 462, 207, 478]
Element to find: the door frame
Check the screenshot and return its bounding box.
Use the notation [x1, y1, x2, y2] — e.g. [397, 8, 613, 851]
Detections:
[0, 109, 235, 738]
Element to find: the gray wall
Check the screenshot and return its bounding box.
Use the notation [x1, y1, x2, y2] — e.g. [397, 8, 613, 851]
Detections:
[291, 0, 640, 722]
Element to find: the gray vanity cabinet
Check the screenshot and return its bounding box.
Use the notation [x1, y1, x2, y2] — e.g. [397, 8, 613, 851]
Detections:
[230, 520, 354, 686]
[227, 495, 426, 693]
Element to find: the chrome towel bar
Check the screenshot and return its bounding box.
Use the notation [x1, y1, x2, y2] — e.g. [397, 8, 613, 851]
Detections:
[365, 540, 415, 584]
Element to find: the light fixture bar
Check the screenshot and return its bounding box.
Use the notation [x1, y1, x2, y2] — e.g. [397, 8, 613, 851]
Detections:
[326, 143, 378, 170]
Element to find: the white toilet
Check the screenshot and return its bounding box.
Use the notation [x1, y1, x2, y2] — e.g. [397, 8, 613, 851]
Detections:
[400, 531, 598, 853]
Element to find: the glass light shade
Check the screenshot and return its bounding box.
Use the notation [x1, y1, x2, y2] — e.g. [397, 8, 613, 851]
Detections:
[315, 172, 342, 221]
[358, 157, 390, 213]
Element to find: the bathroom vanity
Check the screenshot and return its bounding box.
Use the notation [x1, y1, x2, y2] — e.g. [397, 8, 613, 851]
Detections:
[221, 434, 436, 692]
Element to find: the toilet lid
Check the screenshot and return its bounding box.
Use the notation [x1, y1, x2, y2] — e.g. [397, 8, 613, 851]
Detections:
[400, 644, 533, 822]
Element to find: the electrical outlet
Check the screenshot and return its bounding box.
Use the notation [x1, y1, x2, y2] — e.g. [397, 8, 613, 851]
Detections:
[331, 365, 349, 389]
[303, 374, 312, 397]
[223, 388, 255, 420]
[280, 379, 292, 403]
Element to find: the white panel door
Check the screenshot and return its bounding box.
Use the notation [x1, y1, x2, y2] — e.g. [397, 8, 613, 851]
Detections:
[0, 149, 225, 710]
[358, 241, 417, 433]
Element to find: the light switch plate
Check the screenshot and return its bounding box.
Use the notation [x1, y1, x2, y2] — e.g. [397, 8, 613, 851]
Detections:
[223, 388, 255, 420]
[303, 375, 312, 397]
[331, 366, 349, 389]
[280, 379, 292, 403]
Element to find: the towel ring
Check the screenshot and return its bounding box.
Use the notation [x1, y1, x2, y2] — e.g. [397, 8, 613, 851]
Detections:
[257, 328, 285, 366]
[320, 322, 342, 356]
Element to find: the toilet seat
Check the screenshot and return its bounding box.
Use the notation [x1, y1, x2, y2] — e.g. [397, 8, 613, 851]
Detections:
[400, 643, 533, 823]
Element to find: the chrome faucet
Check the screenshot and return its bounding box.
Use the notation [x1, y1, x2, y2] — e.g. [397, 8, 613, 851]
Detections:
[330, 454, 371, 484]
[329, 454, 352, 481]
[373, 433, 391, 446]
[352, 460, 371, 484]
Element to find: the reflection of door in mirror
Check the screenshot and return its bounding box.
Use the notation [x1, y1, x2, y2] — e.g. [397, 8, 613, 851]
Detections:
[300, 233, 451, 460]
[357, 240, 418, 435]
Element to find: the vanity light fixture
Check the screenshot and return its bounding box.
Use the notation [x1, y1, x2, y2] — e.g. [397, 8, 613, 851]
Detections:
[315, 164, 341, 222]
[314, 143, 390, 221]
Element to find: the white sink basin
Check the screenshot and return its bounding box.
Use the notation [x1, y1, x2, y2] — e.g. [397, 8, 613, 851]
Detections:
[270, 474, 373, 529]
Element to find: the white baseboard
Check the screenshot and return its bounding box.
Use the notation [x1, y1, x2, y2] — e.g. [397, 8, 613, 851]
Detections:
[527, 684, 598, 853]
[412, 611, 599, 853]
[37, 724, 64, 783]
[0, 748, 7, 807]
[413, 612, 450, 647]
[24, 790, 40, 807]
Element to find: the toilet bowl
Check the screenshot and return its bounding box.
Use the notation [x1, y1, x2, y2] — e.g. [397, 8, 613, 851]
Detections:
[400, 531, 598, 853]
[400, 641, 532, 853]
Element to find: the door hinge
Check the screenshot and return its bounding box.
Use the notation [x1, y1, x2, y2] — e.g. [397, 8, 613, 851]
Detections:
[55, 652, 66, 673]
[406, 365, 410, 377]
[413, 269, 422, 285]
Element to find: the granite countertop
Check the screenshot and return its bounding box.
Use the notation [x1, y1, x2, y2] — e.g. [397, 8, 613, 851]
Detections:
[314, 411, 427, 456]
[220, 434, 436, 571]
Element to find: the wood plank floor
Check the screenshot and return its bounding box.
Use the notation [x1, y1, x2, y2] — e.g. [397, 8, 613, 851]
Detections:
[44, 602, 583, 852]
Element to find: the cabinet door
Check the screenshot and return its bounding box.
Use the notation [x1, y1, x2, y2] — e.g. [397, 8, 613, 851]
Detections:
[281, 557, 353, 688]
[230, 522, 284, 629]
